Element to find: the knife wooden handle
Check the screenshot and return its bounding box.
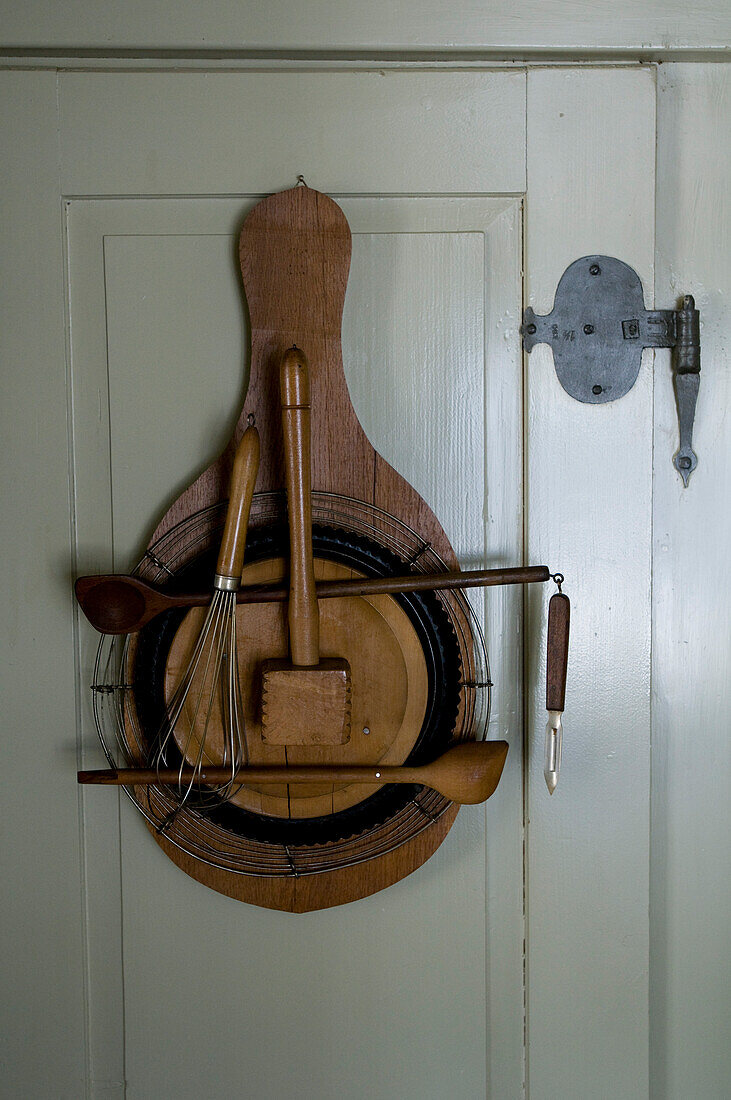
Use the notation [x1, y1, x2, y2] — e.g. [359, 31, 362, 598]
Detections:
[546, 591, 570, 712]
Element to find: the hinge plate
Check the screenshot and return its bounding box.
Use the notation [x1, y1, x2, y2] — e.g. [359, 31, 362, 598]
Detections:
[521, 255, 701, 484]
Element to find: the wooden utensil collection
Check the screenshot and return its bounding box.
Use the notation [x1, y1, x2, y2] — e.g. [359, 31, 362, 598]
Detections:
[76, 183, 569, 910]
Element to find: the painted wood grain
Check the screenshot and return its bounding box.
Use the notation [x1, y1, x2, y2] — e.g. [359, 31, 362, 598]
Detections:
[18, 57, 726, 1100]
[0, 72, 90, 1097]
[481, 201, 526, 1099]
[651, 63, 731, 1100]
[66, 204, 130, 1099]
[25, 58, 725, 1100]
[525, 67, 656, 1099]
[2, 0, 729, 52]
[57, 70, 525, 198]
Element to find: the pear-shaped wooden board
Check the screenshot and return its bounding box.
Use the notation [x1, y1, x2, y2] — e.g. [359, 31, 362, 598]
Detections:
[141, 185, 465, 912]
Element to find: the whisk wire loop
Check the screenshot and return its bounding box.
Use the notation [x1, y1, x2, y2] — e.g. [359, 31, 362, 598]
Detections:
[154, 586, 246, 811]
[94, 490, 490, 875]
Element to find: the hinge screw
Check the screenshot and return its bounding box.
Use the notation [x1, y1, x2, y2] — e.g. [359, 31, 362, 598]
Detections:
[526, 323, 536, 335]
[589, 264, 601, 276]
[584, 324, 594, 335]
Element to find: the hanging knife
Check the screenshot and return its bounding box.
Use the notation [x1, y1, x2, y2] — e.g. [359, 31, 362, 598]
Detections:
[544, 580, 570, 794]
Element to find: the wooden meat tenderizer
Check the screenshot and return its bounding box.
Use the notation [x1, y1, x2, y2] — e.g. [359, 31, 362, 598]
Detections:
[261, 347, 352, 745]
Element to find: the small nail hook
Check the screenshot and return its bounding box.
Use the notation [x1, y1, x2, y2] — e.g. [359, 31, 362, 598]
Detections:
[550, 572, 564, 593]
[296, 174, 308, 187]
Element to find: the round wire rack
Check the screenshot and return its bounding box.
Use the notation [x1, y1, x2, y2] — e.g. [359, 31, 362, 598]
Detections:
[91, 492, 492, 878]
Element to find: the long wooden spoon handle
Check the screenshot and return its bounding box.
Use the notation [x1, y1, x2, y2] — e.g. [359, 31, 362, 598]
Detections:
[280, 347, 319, 665]
[215, 425, 260, 585]
[80, 766, 418, 785]
[546, 591, 570, 712]
[77, 740, 509, 805]
[75, 566, 552, 635]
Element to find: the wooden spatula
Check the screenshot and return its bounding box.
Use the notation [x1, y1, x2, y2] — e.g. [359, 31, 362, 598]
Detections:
[79, 740, 510, 806]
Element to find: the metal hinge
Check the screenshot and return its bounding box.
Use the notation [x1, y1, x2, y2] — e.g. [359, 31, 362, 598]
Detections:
[521, 256, 701, 485]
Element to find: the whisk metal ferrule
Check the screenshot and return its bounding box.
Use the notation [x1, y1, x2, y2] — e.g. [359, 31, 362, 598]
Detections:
[214, 573, 241, 591]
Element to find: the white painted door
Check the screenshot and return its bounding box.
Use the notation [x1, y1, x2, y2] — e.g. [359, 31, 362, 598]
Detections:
[3, 66, 658, 1098]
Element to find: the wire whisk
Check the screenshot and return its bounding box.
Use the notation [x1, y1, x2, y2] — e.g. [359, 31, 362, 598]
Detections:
[153, 425, 260, 821]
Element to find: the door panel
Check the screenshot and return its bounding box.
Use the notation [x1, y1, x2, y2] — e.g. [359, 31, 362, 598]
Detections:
[0, 71, 88, 1100]
[525, 68, 656, 1099]
[2, 65, 663, 1098]
[652, 63, 731, 1100]
[58, 71, 526, 197]
[68, 192, 523, 1097]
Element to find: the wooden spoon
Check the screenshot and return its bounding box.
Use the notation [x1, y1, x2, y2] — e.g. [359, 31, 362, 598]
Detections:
[78, 739, 509, 806]
[75, 565, 551, 635]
